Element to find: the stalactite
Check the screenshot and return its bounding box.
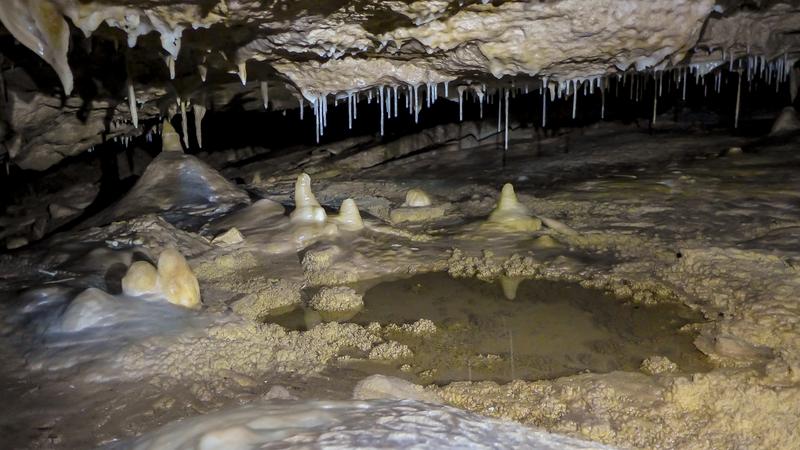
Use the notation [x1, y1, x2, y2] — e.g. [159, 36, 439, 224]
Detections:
[167, 56, 175, 80]
[127, 81, 138, 129]
[652, 81, 658, 125]
[600, 79, 605, 120]
[379, 86, 384, 136]
[260, 81, 269, 110]
[572, 80, 578, 120]
[180, 100, 189, 149]
[504, 89, 509, 151]
[194, 104, 206, 148]
[237, 62, 247, 86]
[458, 86, 465, 122]
[735, 69, 742, 129]
[347, 93, 353, 130]
[497, 88, 502, 133]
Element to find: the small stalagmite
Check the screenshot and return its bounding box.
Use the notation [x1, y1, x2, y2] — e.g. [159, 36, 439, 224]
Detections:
[485, 183, 542, 232]
[157, 249, 201, 309]
[402, 188, 432, 207]
[121, 261, 159, 296]
[121, 249, 201, 309]
[332, 198, 364, 231]
[290, 173, 327, 224]
[161, 119, 183, 152]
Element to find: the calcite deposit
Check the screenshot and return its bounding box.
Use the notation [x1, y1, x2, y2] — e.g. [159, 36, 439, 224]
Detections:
[2, 1, 800, 450]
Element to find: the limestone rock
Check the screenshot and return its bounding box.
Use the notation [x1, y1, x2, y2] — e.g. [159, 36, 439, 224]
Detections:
[353, 375, 441, 403]
[309, 286, 363, 312]
[212, 228, 244, 246]
[61, 288, 117, 332]
[231, 278, 303, 321]
[640, 356, 679, 375]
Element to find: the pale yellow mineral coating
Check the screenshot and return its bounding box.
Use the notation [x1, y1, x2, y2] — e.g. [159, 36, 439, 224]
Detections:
[290, 173, 327, 224]
[121, 260, 159, 296]
[157, 248, 201, 309]
[331, 198, 364, 231]
[485, 183, 542, 232]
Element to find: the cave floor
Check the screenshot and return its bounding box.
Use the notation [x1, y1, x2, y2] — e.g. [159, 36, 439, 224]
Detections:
[1, 122, 799, 449]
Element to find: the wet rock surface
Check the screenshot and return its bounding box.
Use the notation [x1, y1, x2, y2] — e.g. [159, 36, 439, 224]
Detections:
[1, 113, 800, 448]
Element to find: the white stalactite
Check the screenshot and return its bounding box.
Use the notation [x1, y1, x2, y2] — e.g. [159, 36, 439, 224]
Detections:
[458, 86, 465, 122]
[735, 70, 742, 129]
[542, 81, 548, 127]
[260, 81, 269, 110]
[504, 89, 509, 151]
[652, 83, 658, 125]
[497, 89, 502, 133]
[128, 82, 138, 129]
[167, 56, 175, 80]
[572, 80, 578, 120]
[194, 104, 206, 148]
[348, 93, 353, 129]
[237, 62, 247, 86]
[180, 100, 189, 149]
[379, 87, 384, 136]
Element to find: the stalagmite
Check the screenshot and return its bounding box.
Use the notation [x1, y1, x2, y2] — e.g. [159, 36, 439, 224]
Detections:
[402, 188, 432, 207]
[128, 82, 138, 129]
[161, 119, 182, 152]
[485, 184, 542, 232]
[332, 198, 364, 231]
[260, 81, 269, 109]
[237, 62, 247, 86]
[155, 249, 201, 309]
[122, 249, 201, 310]
[290, 173, 326, 224]
[180, 101, 189, 149]
[194, 104, 206, 148]
[122, 261, 158, 296]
